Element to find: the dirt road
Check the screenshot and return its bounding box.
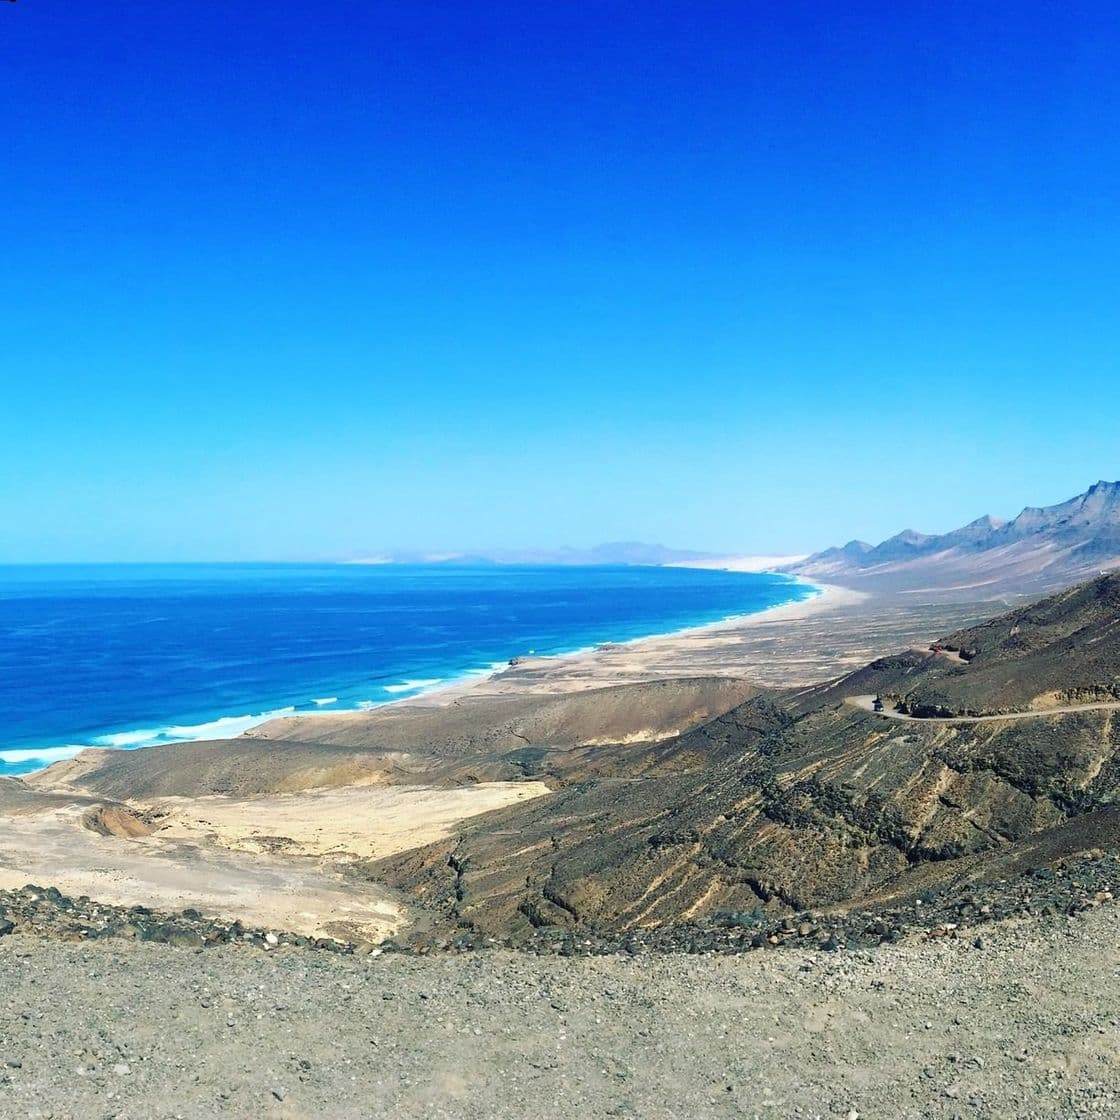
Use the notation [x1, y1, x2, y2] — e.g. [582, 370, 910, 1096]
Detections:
[848, 694, 1120, 723]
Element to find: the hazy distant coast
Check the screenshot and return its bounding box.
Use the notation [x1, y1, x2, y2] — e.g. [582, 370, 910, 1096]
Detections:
[666, 552, 810, 572]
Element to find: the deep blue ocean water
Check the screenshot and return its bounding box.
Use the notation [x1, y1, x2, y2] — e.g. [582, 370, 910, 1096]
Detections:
[0, 563, 814, 776]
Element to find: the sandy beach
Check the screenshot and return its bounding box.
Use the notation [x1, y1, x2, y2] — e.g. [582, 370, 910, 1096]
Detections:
[0, 778, 553, 942]
[324, 578, 992, 702]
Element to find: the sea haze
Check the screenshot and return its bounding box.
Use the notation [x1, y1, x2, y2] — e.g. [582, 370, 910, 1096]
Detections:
[0, 563, 815, 776]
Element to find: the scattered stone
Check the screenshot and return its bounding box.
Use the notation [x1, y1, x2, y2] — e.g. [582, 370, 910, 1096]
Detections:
[0, 886, 362, 956]
[0, 850, 1118, 961]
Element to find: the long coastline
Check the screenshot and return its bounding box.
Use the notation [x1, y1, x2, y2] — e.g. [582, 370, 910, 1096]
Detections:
[8, 573, 997, 777]
[2, 569, 827, 776]
[242, 575, 857, 734]
[368, 576, 993, 705]
[388, 576, 865, 705]
[237, 577, 886, 750]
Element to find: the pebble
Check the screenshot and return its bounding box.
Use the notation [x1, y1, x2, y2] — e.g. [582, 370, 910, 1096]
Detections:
[1, 903, 1119, 1119]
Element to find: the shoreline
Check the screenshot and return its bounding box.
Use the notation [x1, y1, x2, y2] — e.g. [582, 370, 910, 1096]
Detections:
[393, 577, 864, 706]
[239, 577, 873, 734]
[3, 572, 831, 776]
[262, 575, 858, 716]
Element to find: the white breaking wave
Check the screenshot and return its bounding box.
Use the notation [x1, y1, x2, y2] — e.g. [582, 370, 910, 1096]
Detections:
[93, 728, 162, 748]
[4, 658, 513, 775]
[91, 707, 299, 751]
[0, 745, 86, 765]
[5, 660, 510, 775]
[458, 661, 510, 682]
[159, 708, 298, 742]
[2, 706, 301, 775]
[382, 678, 444, 695]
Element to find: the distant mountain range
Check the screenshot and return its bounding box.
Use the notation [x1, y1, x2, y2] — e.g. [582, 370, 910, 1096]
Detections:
[345, 542, 720, 567]
[786, 480, 1120, 596]
[348, 481, 1120, 595]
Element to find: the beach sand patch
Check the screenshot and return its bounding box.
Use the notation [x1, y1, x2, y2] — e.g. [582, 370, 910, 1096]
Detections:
[143, 780, 553, 861]
[0, 803, 405, 942]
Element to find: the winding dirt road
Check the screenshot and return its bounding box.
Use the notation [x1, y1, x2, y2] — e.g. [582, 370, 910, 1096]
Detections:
[848, 694, 1120, 723]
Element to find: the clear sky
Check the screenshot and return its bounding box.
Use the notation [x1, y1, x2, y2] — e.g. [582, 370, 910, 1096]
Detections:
[2, 2, 1118, 561]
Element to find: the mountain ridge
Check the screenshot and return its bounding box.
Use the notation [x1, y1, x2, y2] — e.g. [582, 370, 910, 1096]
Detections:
[786, 480, 1120, 595]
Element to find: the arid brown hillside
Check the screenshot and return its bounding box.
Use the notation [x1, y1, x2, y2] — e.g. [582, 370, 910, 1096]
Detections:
[846, 573, 1120, 717]
[373, 577, 1120, 939]
[245, 677, 758, 758]
[39, 677, 756, 800]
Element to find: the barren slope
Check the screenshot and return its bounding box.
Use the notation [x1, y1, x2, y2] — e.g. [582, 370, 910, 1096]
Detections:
[373, 577, 1120, 939]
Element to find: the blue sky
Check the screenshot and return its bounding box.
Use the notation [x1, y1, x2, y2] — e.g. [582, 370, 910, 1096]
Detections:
[2, 2, 1118, 561]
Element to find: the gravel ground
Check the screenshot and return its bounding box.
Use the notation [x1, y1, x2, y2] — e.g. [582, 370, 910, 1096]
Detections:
[1, 908, 1118, 1119]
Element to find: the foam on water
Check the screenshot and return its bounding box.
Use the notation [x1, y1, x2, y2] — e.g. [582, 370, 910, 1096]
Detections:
[92, 728, 162, 748]
[88, 708, 299, 752]
[0, 710, 295, 777]
[382, 678, 444, 695]
[0, 745, 86, 765]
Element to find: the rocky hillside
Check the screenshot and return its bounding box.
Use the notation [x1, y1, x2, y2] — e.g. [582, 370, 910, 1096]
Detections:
[874, 573, 1120, 717]
[35, 677, 757, 799]
[373, 576, 1120, 940]
[787, 480, 1120, 595]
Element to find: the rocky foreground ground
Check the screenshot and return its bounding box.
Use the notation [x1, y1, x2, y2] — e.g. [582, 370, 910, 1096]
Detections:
[1, 904, 1117, 1120]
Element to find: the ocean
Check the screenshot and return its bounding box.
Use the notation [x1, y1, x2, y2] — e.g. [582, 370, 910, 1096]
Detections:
[0, 563, 815, 776]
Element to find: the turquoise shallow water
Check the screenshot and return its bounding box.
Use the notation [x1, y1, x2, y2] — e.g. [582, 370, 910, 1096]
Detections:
[0, 563, 815, 775]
